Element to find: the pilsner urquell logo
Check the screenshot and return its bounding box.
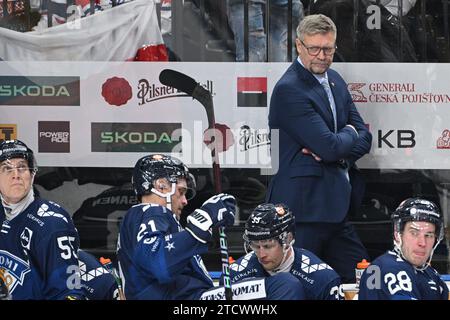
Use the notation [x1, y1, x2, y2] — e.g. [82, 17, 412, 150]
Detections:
[101, 77, 132, 106]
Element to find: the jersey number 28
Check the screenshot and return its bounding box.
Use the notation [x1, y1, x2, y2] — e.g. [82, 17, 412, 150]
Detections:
[384, 271, 412, 295]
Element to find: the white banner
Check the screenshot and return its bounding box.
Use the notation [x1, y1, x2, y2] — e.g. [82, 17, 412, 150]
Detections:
[1, 62, 450, 169]
[0, 0, 162, 61]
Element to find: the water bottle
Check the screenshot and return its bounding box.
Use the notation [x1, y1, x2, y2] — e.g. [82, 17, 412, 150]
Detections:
[355, 259, 370, 288]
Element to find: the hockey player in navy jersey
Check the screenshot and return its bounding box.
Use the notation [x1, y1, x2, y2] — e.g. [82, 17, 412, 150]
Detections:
[230, 203, 343, 300]
[359, 197, 449, 300]
[117, 154, 305, 300]
[77, 250, 120, 300]
[0, 139, 84, 300]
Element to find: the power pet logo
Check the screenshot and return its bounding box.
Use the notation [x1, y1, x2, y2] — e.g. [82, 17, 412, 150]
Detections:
[38, 121, 70, 153]
[0, 76, 80, 106]
[0, 124, 17, 143]
[137, 78, 215, 106]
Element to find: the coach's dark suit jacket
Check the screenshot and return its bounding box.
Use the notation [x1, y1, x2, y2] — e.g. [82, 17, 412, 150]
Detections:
[267, 60, 372, 223]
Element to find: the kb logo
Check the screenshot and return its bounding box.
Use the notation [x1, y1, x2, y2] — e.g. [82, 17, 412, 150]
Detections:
[377, 130, 416, 148]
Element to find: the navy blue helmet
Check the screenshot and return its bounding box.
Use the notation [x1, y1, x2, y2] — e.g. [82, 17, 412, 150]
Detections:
[244, 203, 295, 245]
[0, 139, 37, 172]
[132, 154, 196, 200]
[392, 197, 444, 242]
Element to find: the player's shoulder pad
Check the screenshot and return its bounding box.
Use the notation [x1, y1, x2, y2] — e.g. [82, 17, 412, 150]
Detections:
[294, 247, 338, 277]
[143, 203, 169, 215]
[296, 247, 334, 269]
[132, 203, 168, 217]
[27, 198, 73, 228]
[374, 251, 415, 275]
[230, 252, 257, 273]
[135, 203, 173, 234]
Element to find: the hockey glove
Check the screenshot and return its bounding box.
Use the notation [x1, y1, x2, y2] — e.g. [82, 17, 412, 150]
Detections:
[200, 193, 236, 227]
[185, 193, 236, 243]
[185, 209, 214, 243]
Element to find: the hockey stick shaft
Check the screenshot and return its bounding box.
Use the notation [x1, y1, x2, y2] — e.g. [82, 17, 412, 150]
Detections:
[159, 69, 233, 300]
[99, 257, 126, 300]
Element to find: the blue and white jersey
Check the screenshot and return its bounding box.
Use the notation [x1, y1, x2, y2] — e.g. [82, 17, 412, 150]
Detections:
[0, 198, 84, 300]
[117, 203, 213, 300]
[78, 250, 119, 300]
[230, 247, 342, 300]
[358, 250, 449, 300]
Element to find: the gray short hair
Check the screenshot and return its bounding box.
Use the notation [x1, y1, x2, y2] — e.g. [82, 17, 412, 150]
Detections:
[296, 14, 337, 40]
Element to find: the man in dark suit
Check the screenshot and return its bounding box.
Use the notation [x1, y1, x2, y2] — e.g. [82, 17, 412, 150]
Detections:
[267, 14, 372, 283]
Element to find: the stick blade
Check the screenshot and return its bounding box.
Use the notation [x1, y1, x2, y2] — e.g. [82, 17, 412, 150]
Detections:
[159, 69, 197, 96]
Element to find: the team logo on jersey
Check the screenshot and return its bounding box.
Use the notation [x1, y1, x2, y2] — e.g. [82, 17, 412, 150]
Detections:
[0, 250, 31, 294]
[37, 203, 68, 223]
[230, 252, 253, 272]
[20, 227, 33, 250]
[300, 254, 332, 274]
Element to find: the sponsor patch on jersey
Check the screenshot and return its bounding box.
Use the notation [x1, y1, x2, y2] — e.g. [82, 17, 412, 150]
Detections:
[78, 260, 109, 282]
[20, 227, 33, 250]
[143, 236, 158, 245]
[300, 254, 333, 274]
[37, 203, 68, 223]
[200, 278, 266, 300]
[230, 252, 253, 272]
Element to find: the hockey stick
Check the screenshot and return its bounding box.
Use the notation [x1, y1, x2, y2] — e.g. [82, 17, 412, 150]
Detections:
[159, 69, 233, 300]
[99, 257, 126, 300]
